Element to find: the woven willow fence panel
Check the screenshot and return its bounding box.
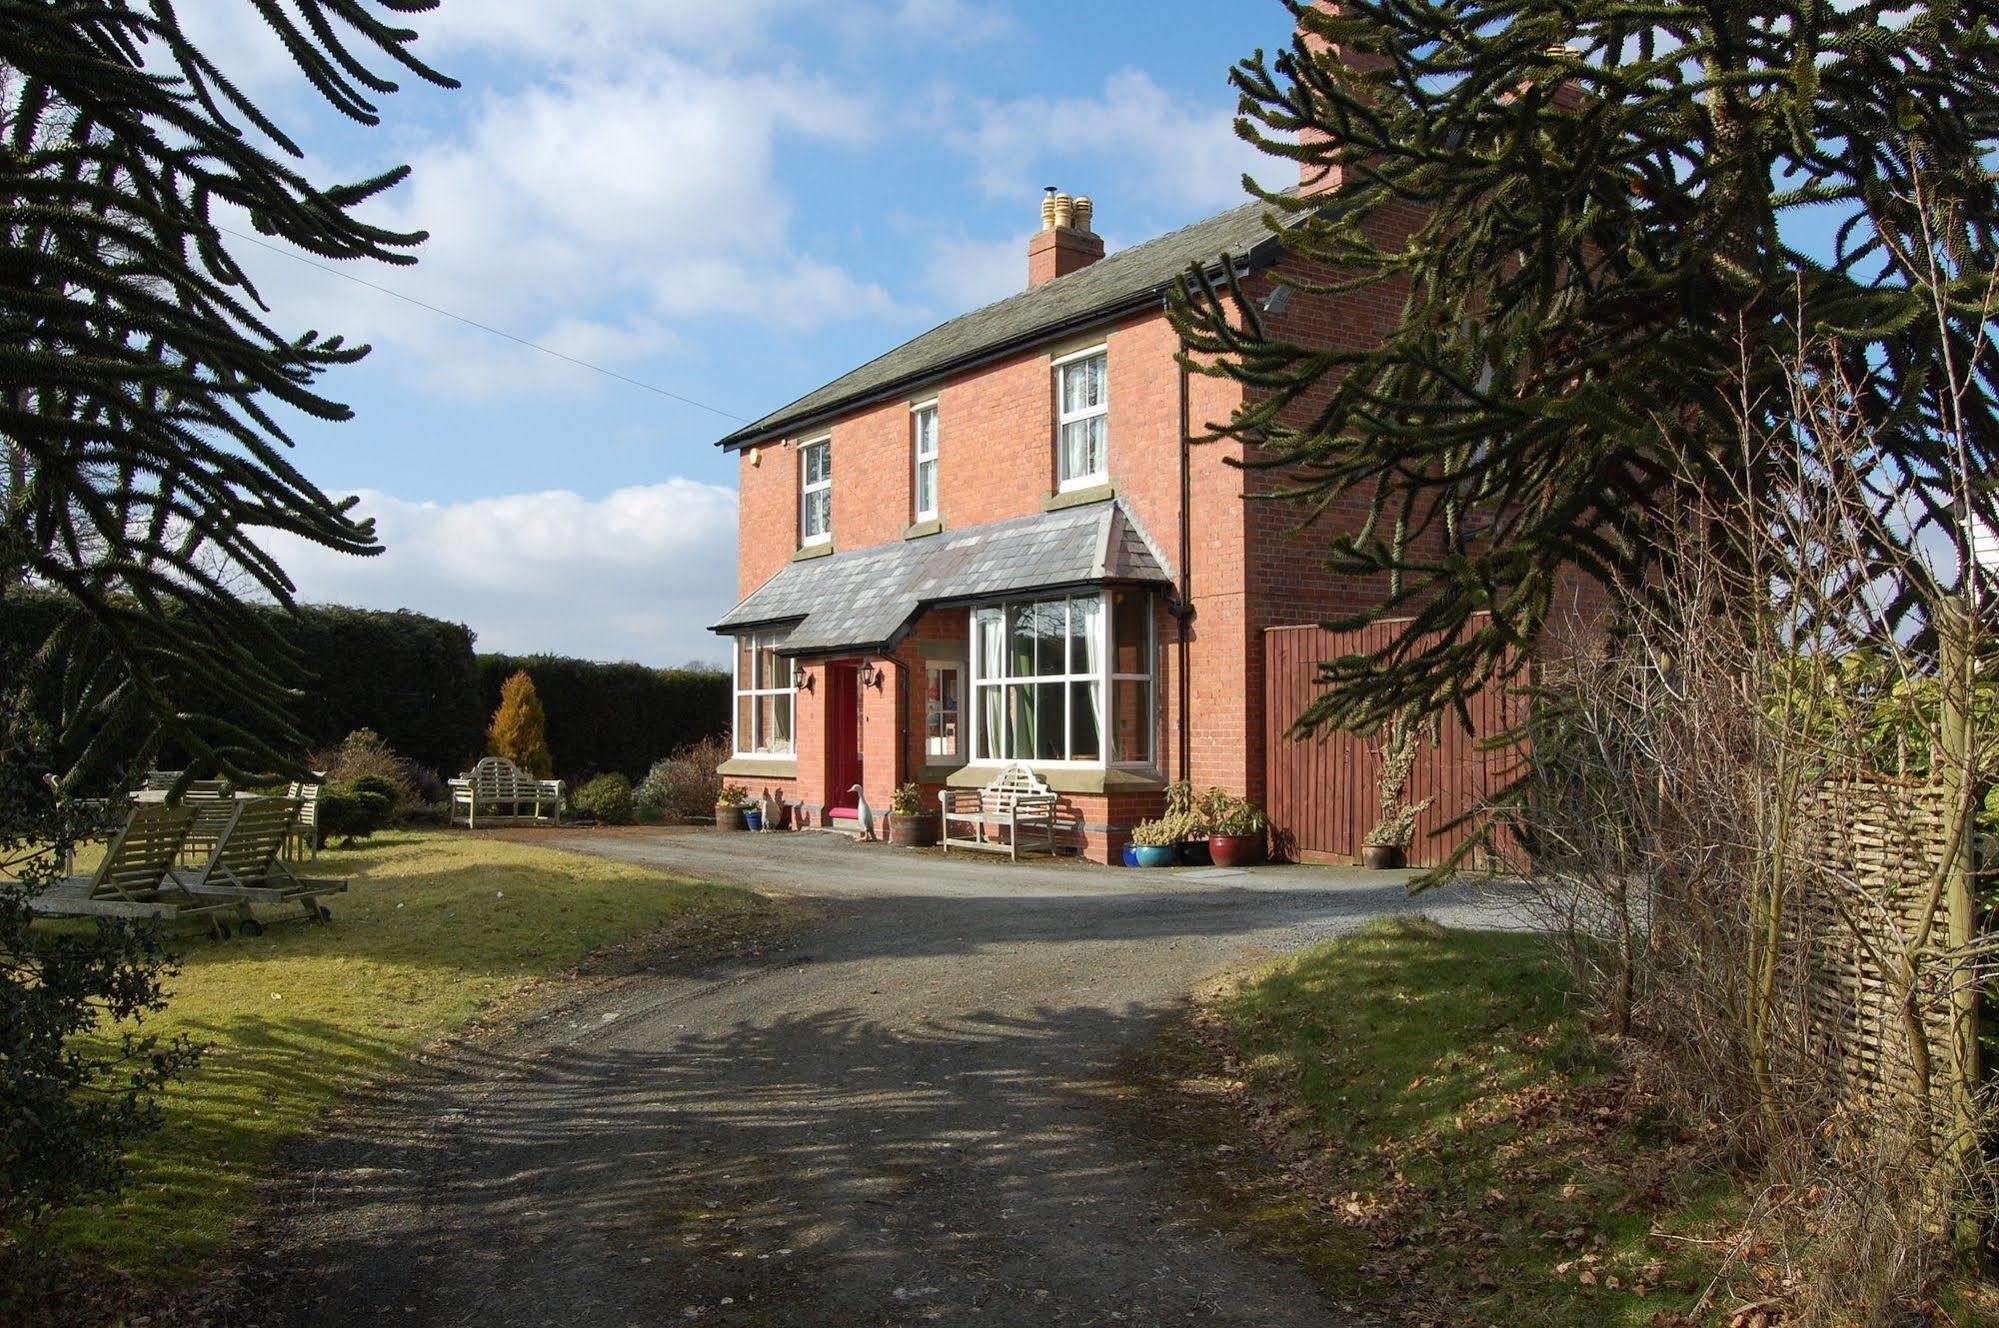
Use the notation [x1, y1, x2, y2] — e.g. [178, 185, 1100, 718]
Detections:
[1792, 775, 1964, 1114]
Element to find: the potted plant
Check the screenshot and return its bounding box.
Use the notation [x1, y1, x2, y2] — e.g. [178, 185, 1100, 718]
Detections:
[887, 782, 937, 847]
[1202, 789, 1267, 868]
[1363, 711, 1434, 869]
[714, 784, 750, 831]
[1163, 781, 1212, 866]
[1129, 817, 1181, 868]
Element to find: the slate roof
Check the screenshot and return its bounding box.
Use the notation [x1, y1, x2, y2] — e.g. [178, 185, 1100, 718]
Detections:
[716, 194, 1293, 451]
[712, 499, 1172, 656]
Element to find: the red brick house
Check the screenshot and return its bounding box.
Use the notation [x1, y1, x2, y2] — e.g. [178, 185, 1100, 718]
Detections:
[710, 25, 1512, 864]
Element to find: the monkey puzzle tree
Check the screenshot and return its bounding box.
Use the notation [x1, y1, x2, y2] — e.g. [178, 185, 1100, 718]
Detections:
[1, 0, 456, 784]
[0, 0, 452, 1254]
[1174, 0, 1999, 736]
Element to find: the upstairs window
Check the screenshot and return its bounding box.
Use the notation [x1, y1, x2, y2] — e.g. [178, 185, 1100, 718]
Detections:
[912, 402, 940, 523]
[1055, 349, 1108, 491]
[735, 632, 797, 757]
[799, 437, 832, 546]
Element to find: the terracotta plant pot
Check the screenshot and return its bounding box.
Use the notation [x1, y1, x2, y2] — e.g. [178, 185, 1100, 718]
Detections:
[1208, 833, 1265, 868]
[714, 806, 745, 831]
[1134, 845, 1178, 868]
[1362, 843, 1406, 870]
[889, 811, 937, 848]
[1177, 839, 1212, 867]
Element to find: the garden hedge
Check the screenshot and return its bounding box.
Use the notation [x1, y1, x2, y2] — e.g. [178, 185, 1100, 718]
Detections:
[1, 590, 729, 783]
[476, 654, 731, 783]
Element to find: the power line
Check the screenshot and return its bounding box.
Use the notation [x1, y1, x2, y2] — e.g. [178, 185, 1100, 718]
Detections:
[214, 224, 751, 423]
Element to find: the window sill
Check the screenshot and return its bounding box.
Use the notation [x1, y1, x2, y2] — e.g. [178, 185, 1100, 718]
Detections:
[944, 764, 1166, 796]
[914, 761, 967, 783]
[903, 518, 945, 541]
[718, 756, 800, 779]
[791, 543, 834, 563]
[1043, 481, 1117, 512]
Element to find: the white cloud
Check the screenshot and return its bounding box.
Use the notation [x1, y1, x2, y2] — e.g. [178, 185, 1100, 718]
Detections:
[230, 57, 900, 396]
[264, 481, 739, 665]
[956, 69, 1270, 212]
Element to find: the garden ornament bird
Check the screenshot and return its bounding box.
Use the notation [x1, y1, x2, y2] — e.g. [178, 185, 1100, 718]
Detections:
[851, 784, 876, 841]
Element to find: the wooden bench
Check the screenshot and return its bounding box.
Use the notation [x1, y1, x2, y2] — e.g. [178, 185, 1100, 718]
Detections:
[449, 757, 563, 828]
[939, 764, 1061, 861]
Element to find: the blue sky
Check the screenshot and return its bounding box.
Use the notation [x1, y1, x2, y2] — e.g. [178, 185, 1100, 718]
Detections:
[193, 1, 1299, 666]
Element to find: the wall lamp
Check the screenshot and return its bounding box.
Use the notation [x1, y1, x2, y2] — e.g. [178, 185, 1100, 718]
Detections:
[858, 660, 885, 690]
[795, 670, 815, 694]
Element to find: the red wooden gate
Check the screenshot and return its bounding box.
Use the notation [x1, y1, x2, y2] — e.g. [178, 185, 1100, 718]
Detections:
[1263, 619, 1524, 867]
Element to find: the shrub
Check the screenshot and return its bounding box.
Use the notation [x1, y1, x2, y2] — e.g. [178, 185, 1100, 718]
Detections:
[574, 772, 636, 826]
[487, 671, 553, 778]
[635, 737, 728, 822]
[0, 728, 200, 1243]
[400, 762, 447, 808]
[309, 729, 418, 811]
[1131, 817, 1181, 848]
[318, 781, 393, 846]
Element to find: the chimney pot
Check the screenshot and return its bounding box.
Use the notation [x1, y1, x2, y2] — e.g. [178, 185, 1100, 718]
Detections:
[1027, 187, 1106, 288]
[1053, 191, 1075, 230]
[1074, 196, 1094, 234]
[1041, 187, 1059, 231]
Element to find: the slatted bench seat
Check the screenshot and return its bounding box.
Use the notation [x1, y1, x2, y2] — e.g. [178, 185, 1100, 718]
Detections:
[939, 764, 1061, 861]
[449, 757, 563, 828]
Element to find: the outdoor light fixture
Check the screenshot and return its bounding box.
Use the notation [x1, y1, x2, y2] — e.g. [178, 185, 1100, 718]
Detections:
[858, 661, 884, 690]
[795, 671, 814, 693]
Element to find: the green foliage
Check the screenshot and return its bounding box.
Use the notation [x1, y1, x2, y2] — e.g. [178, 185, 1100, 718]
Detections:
[0, 590, 484, 786]
[1130, 817, 1183, 848]
[0, 0, 456, 785]
[316, 782, 392, 847]
[486, 672, 553, 779]
[890, 781, 924, 815]
[309, 728, 419, 812]
[0, 729, 199, 1245]
[716, 784, 751, 808]
[635, 737, 729, 822]
[476, 654, 729, 783]
[1173, 0, 1999, 739]
[574, 773, 636, 826]
[1198, 788, 1267, 838]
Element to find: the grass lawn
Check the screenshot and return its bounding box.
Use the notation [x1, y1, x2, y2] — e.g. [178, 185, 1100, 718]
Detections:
[1125, 917, 1744, 1327]
[30, 830, 779, 1284]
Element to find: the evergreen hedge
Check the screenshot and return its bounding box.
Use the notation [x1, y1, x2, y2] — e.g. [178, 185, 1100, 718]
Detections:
[1, 591, 729, 782]
[476, 655, 731, 784]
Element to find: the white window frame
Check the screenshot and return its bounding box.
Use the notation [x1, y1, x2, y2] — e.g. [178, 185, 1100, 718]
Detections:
[1053, 346, 1109, 493]
[924, 659, 964, 762]
[799, 436, 832, 547]
[734, 631, 798, 757]
[912, 401, 940, 523]
[967, 590, 1155, 770]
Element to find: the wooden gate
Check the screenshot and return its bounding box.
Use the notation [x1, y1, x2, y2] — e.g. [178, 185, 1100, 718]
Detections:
[1263, 620, 1524, 867]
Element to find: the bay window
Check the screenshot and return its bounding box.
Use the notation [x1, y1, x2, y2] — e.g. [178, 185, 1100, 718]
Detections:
[799, 437, 832, 545]
[970, 590, 1154, 767]
[734, 631, 797, 756]
[1055, 349, 1108, 490]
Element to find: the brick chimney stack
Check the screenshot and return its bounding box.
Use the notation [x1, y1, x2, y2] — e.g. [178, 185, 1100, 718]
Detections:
[1296, 1, 1389, 199]
[1028, 188, 1105, 288]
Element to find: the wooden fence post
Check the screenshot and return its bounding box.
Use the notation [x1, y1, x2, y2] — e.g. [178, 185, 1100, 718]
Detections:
[1939, 596, 1982, 1228]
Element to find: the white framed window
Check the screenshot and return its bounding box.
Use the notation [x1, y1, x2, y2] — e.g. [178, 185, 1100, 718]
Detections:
[924, 660, 963, 761]
[1054, 348, 1108, 491]
[912, 402, 940, 523]
[734, 631, 797, 756]
[968, 590, 1155, 768]
[799, 437, 832, 546]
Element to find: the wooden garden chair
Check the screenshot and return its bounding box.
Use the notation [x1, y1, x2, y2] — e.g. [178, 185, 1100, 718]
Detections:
[15, 802, 236, 934]
[173, 796, 346, 933]
[284, 776, 324, 862]
[450, 757, 562, 827]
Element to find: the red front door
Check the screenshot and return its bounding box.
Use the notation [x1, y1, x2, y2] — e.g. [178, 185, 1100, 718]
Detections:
[826, 662, 864, 818]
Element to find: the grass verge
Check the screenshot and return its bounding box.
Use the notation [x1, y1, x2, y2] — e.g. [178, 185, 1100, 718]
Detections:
[1121, 917, 1743, 1327]
[31, 830, 781, 1284]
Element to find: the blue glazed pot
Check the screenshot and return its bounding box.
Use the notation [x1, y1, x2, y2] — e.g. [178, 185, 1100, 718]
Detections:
[743, 808, 763, 832]
[1134, 845, 1178, 869]
[1121, 843, 1140, 868]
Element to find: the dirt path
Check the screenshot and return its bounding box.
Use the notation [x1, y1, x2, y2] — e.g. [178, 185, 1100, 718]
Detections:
[251, 832, 1516, 1327]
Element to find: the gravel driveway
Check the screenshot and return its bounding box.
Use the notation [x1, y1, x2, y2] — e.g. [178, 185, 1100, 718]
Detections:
[255, 831, 1519, 1328]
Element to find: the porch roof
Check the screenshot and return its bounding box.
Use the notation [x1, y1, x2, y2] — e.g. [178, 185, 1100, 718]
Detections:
[712, 498, 1172, 656]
